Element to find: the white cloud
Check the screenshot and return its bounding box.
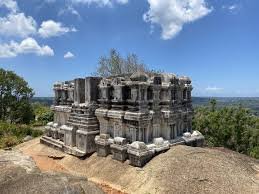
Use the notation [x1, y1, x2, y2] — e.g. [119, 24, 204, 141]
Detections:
[143, 0, 212, 40]
[70, 0, 128, 7]
[0, 13, 37, 38]
[58, 5, 81, 19]
[38, 20, 77, 38]
[222, 4, 240, 13]
[0, 37, 54, 58]
[64, 51, 75, 58]
[0, 0, 18, 13]
[228, 5, 237, 11]
[45, 0, 57, 3]
[205, 86, 224, 92]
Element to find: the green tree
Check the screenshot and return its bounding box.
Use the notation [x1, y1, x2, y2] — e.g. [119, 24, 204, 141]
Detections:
[0, 68, 34, 124]
[33, 102, 54, 125]
[209, 99, 217, 112]
[193, 99, 259, 159]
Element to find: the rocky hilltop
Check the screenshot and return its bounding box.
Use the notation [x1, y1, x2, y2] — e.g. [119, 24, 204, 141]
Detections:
[0, 150, 103, 194]
[1, 138, 259, 194]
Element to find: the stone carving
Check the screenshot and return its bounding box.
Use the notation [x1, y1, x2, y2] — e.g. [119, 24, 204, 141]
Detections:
[40, 72, 204, 167]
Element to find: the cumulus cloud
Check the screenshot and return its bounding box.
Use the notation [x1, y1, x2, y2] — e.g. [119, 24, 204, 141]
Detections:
[0, 1, 37, 38]
[0, 37, 54, 58]
[0, 0, 18, 13]
[38, 20, 77, 38]
[64, 51, 75, 58]
[70, 0, 128, 7]
[0, 13, 37, 38]
[143, 0, 212, 40]
[205, 86, 224, 92]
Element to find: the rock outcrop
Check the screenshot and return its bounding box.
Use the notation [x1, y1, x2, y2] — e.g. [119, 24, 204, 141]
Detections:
[0, 150, 104, 194]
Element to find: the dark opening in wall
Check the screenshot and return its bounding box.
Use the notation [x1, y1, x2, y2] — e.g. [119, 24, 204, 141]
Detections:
[124, 86, 131, 100]
[187, 90, 191, 100]
[147, 87, 153, 100]
[109, 87, 114, 100]
[141, 89, 145, 100]
[171, 89, 176, 101]
[183, 89, 187, 100]
[153, 76, 162, 85]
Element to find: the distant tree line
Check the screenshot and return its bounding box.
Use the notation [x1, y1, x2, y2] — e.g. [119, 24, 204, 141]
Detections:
[193, 99, 259, 159]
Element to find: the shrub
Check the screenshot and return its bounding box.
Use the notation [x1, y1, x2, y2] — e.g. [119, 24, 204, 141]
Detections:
[249, 146, 259, 159]
[32, 130, 43, 137]
[1, 135, 19, 148]
[33, 103, 54, 125]
[0, 121, 43, 148]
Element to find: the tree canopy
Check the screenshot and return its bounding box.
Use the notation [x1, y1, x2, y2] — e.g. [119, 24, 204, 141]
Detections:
[0, 68, 34, 124]
[96, 49, 150, 77]
[193, 99, 259, 159]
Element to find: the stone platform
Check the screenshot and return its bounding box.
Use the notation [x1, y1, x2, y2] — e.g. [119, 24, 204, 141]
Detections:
[40, 136, 86, 157]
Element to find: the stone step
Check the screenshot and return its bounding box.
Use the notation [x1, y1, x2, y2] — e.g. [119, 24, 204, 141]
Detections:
[69, 115, 97, 121]
[67, 119, 99, 125]
[66, 122, 99, 129]
[40, 136, 64, 151]
[70, 112, 94, 118]
[63, 145, 86, 157]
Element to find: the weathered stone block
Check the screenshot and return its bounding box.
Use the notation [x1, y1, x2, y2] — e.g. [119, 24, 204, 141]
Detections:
[182, 130, 205, 147]
[76, 130, 99, 154]
[95, 134, 111, 157]
[153, 137, 170, 153]
[127, 141, 154, 167]
[110, 137, 128, 162]
[62, 125, 75, 147]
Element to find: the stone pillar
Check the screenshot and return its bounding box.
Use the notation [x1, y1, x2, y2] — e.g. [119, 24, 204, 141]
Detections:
[53, 82, 62, 105]
[85, 77, 101, 105]
[61, 84, 68, 105]
[67, 82, 74, 105]
[74, 78, 85, 104]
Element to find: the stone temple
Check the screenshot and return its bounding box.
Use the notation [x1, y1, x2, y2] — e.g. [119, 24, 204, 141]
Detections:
[40, 72, 204, 167]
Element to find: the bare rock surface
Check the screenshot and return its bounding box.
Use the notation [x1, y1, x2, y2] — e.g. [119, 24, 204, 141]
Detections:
[17, 138, 259, 194]
[0, 149, 104, 194]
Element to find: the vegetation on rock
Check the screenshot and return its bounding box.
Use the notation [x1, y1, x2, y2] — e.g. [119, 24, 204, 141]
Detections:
[193, 99, 259, 159]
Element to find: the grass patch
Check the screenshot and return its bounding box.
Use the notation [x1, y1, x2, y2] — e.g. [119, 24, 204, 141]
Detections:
[0, 121, 43, 149]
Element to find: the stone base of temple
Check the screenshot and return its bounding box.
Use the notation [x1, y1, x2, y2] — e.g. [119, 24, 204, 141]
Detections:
[40, 136, 64, 151]
[41, 125, 205, 166]
[40, 135, 87, 157]
[63, 145, 86, 157]
[76, 130, 99, 154]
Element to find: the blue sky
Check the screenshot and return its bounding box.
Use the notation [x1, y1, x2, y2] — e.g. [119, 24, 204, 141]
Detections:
[0, 0, 258, 97]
